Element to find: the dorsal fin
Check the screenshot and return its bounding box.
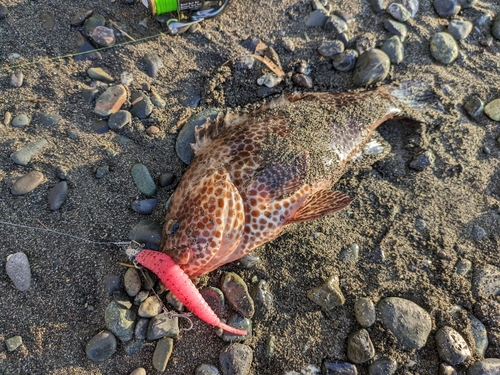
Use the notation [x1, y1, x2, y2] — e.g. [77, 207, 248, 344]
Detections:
[191, 113, 228, 155]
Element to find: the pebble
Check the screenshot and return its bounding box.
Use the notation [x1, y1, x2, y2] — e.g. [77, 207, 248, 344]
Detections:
[493, 16, 500, 40]
[10, 72, 24, 87]
[135, 318, 149, 340]
[433, 0, 461, 18]
[70, 9, 93, 27]
[12, 113, 30, 127]
[134, 290, 149, 305]
[257, 73, 282, 88]
[484, 98, 500, 121]
[402, 0, 419, 17]
[332, 50, 358, 72]
[138, 295, 163, 318]
[463, 95, 484, 118]
[440, 363, 457, 375]
[472, 225, 487, 241]
[87, 67, 114, 82]
[409, 150, 435, 171]
[147, 314, 179, 340]
[307, 275, 345, 310]
[48, 181, 68, 210]
[386, 3, 411, 22]
[221, 272, 254, 319]
[201, 287, 226, 316]
[318, 40, 344, 57]
[467, 358, 500, 374]
[305, 10, 328, 27]
[369, 0, 389, 12]
[104, 275, 121, 294]
[176, 108, 220, 165]
[368, 357, 397, 375]
[250, 280, 273, 320]
[473, 264, 500, 298]
[85, 330, 117, 362]
[131, 198, 158, 215]
[104, 301, 136, 342]
[222, 314, 252, 342]
[468, 315, 488, 357]
[354, 297, 376, 328]
[129, 368, 146, 375]
[430, 32, 459, 64]
[6, 252, 31, 291]
[455, 258, 472, 275]
[93, 120, 109, 134]
[6, 335, 23, 352]
[4, 111, 12, 125]
[84, 14, 105, 34]
[0, 4, 8, 19]
[91, 26, 115, 47]
[322, 361, 357, 374]
[219, 343, 253, 375]
[39, 112, 62, 126]
[82, 88, 99, 104]
[120, 71, 133, 86]
[234, 253, 260, 269]
[447, 20, 473, 40]
[131, 163, 157, 197]
[292, 73, 313, 88]
[108, 110, 131, 130]
[435, 326, 471, 365]
[377, 297, 432, 349]
[153, 337, 174, 371]
[151, 89, 166, 108]
[129, 219, 162, 250]
[11, 171, 44, 196]
[382, 36, 404, 64]
[75, 35, 102, 61]
[94, 85, 128, 117]
[146, 126, 160, 136]
[95, 165, 109, 178]
[130, 91, 154, 119]
[352, 49, 390, 87]
[281, 38, 295, 52]
[144, 52, 164, 78]
[340, 243, 359, 262]
[124, 267, 141, 297]
[347, 329, 375, 363]
[196, 364, 221, 375]
[324, 15, 348, 36]
[166, 291, 183, 311]
[10, 138, 48, 166]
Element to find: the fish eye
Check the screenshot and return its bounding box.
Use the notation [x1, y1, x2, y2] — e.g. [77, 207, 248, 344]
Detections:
[166, 219, 179, 235]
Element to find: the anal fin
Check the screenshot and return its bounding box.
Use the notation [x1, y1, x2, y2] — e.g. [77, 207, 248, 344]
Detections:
[286, 190, 352, 224]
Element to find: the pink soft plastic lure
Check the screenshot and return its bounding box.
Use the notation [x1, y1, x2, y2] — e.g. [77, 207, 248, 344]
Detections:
[135, 249, 248, 336]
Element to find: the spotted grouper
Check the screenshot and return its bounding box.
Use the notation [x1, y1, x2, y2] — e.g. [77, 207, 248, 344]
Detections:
[135, 79, 435, 334]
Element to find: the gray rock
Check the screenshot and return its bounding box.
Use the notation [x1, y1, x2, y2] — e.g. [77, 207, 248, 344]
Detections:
[138, 296, 162, 318]
[129, 368, 147, 375]
[322, 361, 358, 374]
[369, 357, 397, 375]
[95, 165, 109, 178]
[354, 297, 376, 328]
[120, 71, 133, 86]
[473, 264, 500, 298]
[219, 343, 253, 375]
[159, 172, 175, 187]
[124, 267, 141, 297]
[473, 225, 487, 241]
[5, 335, 23, 351]
[71, 10, 93, 27]
[250, 280, 273, 320]
[409, 150, 435, 171]
[144, 52, 164, 78]
[493, 16, 500, 40]
[467, 359, 500, 374]
[384, 19, 408, 41]
[48, 181, 68, 210]
[84, 14, 105, 34]
[221, 272, 254, 319]
[485, 99, 500, 121]
[377, 297, 432, 349]
[10, 138, 48, 166]
[39, 112, 62, 126]
[123, 339, 145, 355]
[87, 67, 114, 82]
[153, 337, 174, 371]
[463, 95, 484, 118]
[10, 72, 24, 87]
[12, 113, 30, 127]
[129, 91, 153, 119]
[340, 243, 359, 262]
[147, 314, 179, 340]
[447, 20, 473, 40]
[332, 50, 358, 72]
[92, 120, 109, 134]
[91, 26, 115, 47]
[347, 329, 375, 364]
[82, 88, 99, 104]
[435, 326, 471, 365]
[135, 318, 149, 340]
[108, 110, 131, 130]
[104, 301, 136, 342]
[196, 364, 221, 375]
[468, 315, 488, 357]
[6, 253, 31, 292]
[458, 0, 476, 8]
[382, 36, 404, 64]
[176, 108, 220, 165]
[222, 314, 252, 342]
[132, 198, 158, 214]
[433, 0, 461, 18]
[104, 275, 121, 294]
[386, 3, 411, 22]
[369, 0, 389, 12]
[402, 0, 419, 17]
[430, 32, 459, 64]
[318, 40, 344, 57]
[352, 49, 390, 87]
[11, 171, 44, 195]
[307, 275, 345, 310]
[129, 219, 162, 250]
[131, 163, 157, 196]
[166, 291, 184, 311]
[305, 10, 328, 27]
[455, 258, 472, 275]
[324, 15, 348, 36]
[85, 330, 117, 362]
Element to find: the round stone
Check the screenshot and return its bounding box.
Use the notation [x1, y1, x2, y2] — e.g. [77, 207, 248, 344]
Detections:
[430, 32, 459, 64]
[382, 36, 404, 64]
[369, 357, 397, 375]
[12, 113, 30, 127]
[87, 67, 114, 82]
[91, 26, 115, 47]
[129, 368, 147, 375]
[39, 112, 62, 126]
[354, 297, 376, 327]
[138, 295, 163, 318]
[250, 280, 273, 321]
[352, 49, 390, 87]
[153, 338, 174, 371]
[144, 52, 164, 78]
[467, 358, 500, 374]
[221, 272, 254, 319]
[347, 329, 375, 363]
[484, 98, 500, 121]
[386, 3, 411, 22]
[104, 301, 136, 342]
[85, 330, 117, 362]
[463, 95, 484, 118]
[307, 275, 345, 310]
[6, 252, 31, 291]
[129, 219, 162, 250]
[11, 171, 44, 195]
[147, 314, 179, 340]
[318, 40, 344, 57]
[472, 264, 500, 298]
[435, 326, 471, 365]
[447, 20, 473, 40]
[131, 198, 158, 214]
[108, 110, 131, 130]
[124, 267, 141, 297]
[130, 163, 157, 196]
[384, 19, 408, 41]
[48, 181, 69, 210]
[340, 243, 359, 262]
[332, 49, 358, 72]
[433, 0, 461, 18]
[94, 85, 127, 117]
[468, 315, 488, 357]
[222, 314, 252, 342]
[219, 343, 253, 375]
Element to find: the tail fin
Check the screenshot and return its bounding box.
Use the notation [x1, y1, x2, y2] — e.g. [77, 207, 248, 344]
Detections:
[389, 75, 445, 123]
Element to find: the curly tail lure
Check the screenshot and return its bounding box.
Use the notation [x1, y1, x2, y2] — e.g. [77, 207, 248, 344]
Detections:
[135, 250, 248, 336]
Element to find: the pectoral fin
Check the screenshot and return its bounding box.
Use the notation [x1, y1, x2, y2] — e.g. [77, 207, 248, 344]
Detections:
[286, 190, 352, 224]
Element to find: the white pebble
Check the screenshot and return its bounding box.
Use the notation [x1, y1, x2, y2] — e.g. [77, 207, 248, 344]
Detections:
[6, 252, 31, 291]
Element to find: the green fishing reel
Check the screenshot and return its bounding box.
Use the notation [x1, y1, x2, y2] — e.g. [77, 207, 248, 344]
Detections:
[142, 0, 228, 34]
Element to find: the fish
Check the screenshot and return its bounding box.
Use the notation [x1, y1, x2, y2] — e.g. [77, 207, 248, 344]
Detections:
[153, 79, 434, 278]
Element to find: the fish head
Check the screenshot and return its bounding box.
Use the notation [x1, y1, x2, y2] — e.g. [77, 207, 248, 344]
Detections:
[160, 169, 246, 278]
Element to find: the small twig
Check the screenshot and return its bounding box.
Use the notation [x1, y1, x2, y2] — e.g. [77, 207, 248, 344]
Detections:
[222, 54, 286, 79]
[117, 261, 136, 268]
[109, 19, 136, 42]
